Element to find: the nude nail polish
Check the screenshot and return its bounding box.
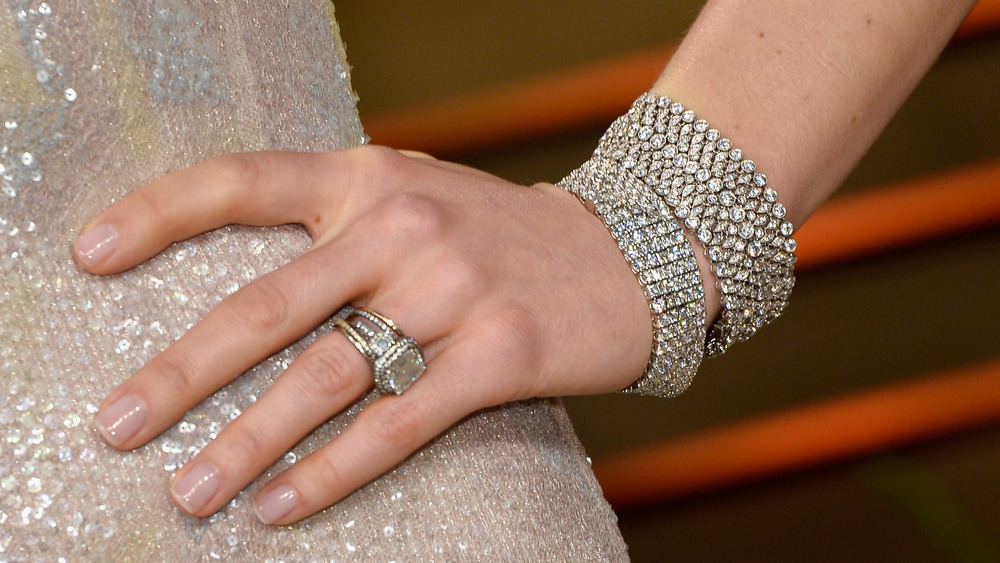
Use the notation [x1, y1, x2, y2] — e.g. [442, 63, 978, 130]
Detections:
[74, 223, 118, 267]
[172, 462, 221, 514]
[254, 484, 298, 524]
[95, 393, 146, 447]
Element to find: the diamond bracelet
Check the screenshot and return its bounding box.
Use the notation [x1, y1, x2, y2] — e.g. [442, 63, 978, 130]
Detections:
[595, 93, 797, 357]
[559, 156, 706, 397]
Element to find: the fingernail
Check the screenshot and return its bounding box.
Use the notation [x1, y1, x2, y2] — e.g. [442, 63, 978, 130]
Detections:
[95, 393, 147, 447]
[254, 484, 298, 524]
[172, 462, 221, 514]
[75, 223, 118, 266]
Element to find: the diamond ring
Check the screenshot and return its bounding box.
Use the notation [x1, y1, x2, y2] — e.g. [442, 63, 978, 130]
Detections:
[335, 306, 426, 394]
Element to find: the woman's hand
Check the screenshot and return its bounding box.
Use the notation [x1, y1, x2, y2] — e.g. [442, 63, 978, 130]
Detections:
[75, 146, 652, 524]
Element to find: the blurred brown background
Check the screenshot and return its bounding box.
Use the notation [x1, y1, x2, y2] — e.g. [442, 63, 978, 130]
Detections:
[334, 2, 1000, 561]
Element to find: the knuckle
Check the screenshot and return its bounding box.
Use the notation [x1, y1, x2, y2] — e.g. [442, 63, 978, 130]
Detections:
[215, 152, 264, 190]
[365, 401, 423, 450]
[431, 254, 486, 299]
[309, 448, 350, 493]
[342, 144, 400, 185]
[482, 304, 544, 379]
[291, 344, 360, 402]
[211, 153, 264, 218]
[371, 192, 448, 242]
[133, 187, 172, 229]
[220, 419, 272, 469]
[152, 353, 203, 398]
[230, 275, 293, 331]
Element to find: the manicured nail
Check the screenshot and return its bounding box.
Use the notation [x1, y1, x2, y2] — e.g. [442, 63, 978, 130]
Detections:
[172, 462, 221, 514]
[95, 393, 147, 447]
[254, 484, 298, 524]
[75, 223, 118, 266]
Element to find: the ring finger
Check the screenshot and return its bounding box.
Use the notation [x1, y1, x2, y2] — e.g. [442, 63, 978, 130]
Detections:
[253, 337, 496, 525]
[167, 301, 450, 517]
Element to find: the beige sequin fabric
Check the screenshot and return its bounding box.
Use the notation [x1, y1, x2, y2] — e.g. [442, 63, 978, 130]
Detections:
[0, 1, 627, 560]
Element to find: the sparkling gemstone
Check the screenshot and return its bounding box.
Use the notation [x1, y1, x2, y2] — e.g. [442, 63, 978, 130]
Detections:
[375, 339, 426, 394]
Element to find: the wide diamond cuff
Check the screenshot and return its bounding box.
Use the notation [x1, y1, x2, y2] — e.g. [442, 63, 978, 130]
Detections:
[595, 93, 797, 357]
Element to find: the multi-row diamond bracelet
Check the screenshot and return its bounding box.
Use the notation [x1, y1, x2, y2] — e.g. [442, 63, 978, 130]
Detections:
[559, 92, 798, 396]
[560, 157, 706, 397]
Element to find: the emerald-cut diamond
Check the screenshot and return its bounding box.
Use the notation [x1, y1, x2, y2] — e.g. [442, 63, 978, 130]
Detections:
[373, 338, 425, 394]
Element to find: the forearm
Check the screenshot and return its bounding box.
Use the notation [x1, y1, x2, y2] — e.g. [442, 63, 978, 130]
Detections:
[653, 0, 977, 227]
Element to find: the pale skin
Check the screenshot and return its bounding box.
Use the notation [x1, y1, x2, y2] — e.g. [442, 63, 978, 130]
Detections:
[74, 0, 976, 524]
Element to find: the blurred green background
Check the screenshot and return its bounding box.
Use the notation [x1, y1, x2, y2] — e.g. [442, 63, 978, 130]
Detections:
[335, 2, 1000, 561]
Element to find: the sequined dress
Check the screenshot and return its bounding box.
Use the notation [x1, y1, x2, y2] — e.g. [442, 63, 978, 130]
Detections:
[0, 1, 627, 560]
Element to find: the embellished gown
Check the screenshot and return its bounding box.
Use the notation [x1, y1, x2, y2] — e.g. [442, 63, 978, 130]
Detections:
[0, 1, 628, 560]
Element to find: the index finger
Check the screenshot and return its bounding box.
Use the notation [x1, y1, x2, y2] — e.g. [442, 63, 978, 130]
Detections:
[72, 149, 361, 274]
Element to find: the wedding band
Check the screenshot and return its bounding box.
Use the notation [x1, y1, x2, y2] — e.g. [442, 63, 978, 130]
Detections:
[335, 306, 426, 394]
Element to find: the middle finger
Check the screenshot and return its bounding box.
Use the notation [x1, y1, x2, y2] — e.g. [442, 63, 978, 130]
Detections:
[94, 231, 380, 451]
[166, 327, 368, 516]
